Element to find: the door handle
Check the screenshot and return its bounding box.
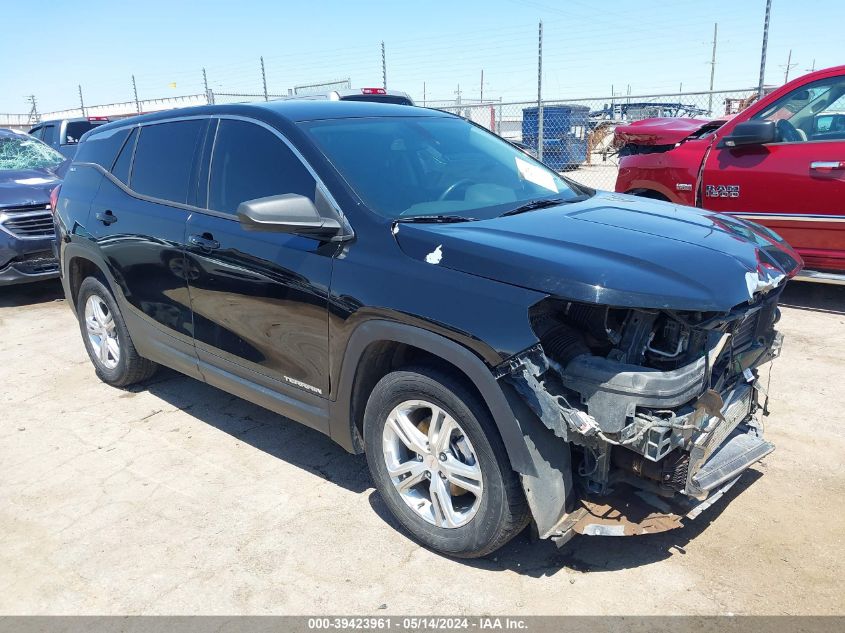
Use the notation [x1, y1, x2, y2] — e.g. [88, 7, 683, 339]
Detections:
[810, 161, 845, 171]
[95, 210, 117, 225]
[188, 233, 220, 251]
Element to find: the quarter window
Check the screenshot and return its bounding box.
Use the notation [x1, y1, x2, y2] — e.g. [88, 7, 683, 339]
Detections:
[208, 119, 316, 215]
[131, 120, 205, 204]
[111, 128, 138, 185]
[74, 127, 131, 170]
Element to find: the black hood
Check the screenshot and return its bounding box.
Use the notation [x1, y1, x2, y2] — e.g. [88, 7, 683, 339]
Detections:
[0, 167, 61, 208]
[393, 192, 802, 312]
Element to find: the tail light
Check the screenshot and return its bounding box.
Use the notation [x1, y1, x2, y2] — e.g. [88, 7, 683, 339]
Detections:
[361, 88, 386, 95]
[49, 184, 62, 216]
[88, 116, 109, 122]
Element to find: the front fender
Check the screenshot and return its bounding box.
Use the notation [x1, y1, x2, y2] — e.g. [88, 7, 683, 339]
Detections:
[328, 319, 537, 476]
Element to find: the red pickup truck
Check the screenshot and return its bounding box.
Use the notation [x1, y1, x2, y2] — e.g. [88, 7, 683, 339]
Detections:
[614, 66, 845, 283]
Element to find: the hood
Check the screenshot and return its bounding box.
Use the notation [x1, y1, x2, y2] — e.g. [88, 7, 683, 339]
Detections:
[614, 117, 727, 146]
[393, 192, 802, 312]
[0, 168, 60, 208]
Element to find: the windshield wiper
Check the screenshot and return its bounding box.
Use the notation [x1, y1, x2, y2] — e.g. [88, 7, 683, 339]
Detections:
[499, 195, 590, 217]
[394, 215, 479, 224]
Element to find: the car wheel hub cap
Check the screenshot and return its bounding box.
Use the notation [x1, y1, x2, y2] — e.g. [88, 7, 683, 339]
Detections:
[84, 294, 120, 370]
[382, 399, 483, 528]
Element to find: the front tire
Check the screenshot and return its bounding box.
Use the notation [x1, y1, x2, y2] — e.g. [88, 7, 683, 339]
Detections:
[364, 367, 529, 558]
[76, 276, 157, 387]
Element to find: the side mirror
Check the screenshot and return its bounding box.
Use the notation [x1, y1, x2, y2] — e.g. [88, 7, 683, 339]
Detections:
[237, 194, 342, 238]
[718, 120, 777, 148]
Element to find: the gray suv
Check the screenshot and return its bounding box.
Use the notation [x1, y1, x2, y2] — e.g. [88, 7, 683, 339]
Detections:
[29, 117, 109, 159]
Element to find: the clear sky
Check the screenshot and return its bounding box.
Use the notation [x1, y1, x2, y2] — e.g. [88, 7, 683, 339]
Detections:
[2, 0, 842, 113]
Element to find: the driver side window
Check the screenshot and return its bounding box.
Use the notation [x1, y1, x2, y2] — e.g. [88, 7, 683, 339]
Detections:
[753, 76, 845, 143]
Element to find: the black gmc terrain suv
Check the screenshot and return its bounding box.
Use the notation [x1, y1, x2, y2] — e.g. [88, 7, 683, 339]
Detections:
[55, 101, 801, 557]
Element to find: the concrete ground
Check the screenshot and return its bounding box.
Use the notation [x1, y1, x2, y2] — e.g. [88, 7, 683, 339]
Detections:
[1, 280, 843, 615]
[563, 161, 619, 191]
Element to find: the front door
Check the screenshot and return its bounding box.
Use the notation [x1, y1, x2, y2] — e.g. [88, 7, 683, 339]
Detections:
[702, 74, 845, 272]
[185, 118, 335, 397]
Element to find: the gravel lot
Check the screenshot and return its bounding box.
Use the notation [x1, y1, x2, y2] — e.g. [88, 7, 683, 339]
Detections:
[1, 279, 843, 615]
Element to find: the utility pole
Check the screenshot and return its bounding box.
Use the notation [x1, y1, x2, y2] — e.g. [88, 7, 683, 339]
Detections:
[423, 81, 426, 107]
[202, 67, 213, 104]
[758, 0, 772, 97]
[806, 59, 816, 72]
[132, 75, 140, 113]
[25, 95, 39, 124]
[260, 56, 268, 101]
[537, 20, 543, 161]
[480, 69, 484, 103]
[708, 23, 718, 115]
[78, 85, 85, 117]
[781, 49, 797, 83]
[455, 84, 462, 107]
[381, 41, 387, 90]
[611, 84, 615, 118]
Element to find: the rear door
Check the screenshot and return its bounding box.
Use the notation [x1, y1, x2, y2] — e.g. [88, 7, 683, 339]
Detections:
[702, 75, 845, 272]
[86, 118, 208, 365]
[185, 117, 335, 400]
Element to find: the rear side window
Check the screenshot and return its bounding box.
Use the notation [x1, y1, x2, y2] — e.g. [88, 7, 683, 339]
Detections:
[111, 128, 138, 184]
[208, 119, 316, 214]
[74, 127, 132, 170]
[131, 120, 205, 204]
[65, 121, 101, 145]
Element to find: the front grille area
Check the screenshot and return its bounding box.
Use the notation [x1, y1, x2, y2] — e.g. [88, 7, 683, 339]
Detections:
[0, 205, 55, 238]
[731, 296, 778, 351]
[9, 250, 58, 274]
[732, 312, 759, 349]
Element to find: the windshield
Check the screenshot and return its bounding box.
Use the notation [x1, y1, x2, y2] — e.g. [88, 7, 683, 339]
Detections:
[301, 115, 585, 219]
[0, 135, 65, 171]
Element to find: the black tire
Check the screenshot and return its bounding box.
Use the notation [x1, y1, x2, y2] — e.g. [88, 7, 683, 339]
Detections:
[76, 276, 157, 387]
[364, 367, 529, 558]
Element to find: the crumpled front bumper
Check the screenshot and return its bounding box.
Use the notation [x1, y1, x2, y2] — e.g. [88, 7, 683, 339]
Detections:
[500, 331, 781, 544]
[0, 232, 59, 286]
[571, 425, 774, 538]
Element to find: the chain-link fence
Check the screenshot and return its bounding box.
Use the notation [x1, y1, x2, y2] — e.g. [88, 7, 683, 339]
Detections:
[209, 92, 288, 105]
[435, 88, 760, 191]
[4, 86, 763, 193]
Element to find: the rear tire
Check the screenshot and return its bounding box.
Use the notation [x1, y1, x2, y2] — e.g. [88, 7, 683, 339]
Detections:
[364, 367, 529, 558]
[76, 276, 157, 387]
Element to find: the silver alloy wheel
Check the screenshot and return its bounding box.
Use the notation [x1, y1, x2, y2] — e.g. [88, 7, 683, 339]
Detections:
[382, 399, 484, 528]
[84, 294, 120, 370]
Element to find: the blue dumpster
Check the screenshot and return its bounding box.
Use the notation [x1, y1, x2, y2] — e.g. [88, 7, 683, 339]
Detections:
[522, 104, 589, 171]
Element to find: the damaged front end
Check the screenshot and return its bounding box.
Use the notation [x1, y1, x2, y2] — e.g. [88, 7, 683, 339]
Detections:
[499, 286, 785, 542]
